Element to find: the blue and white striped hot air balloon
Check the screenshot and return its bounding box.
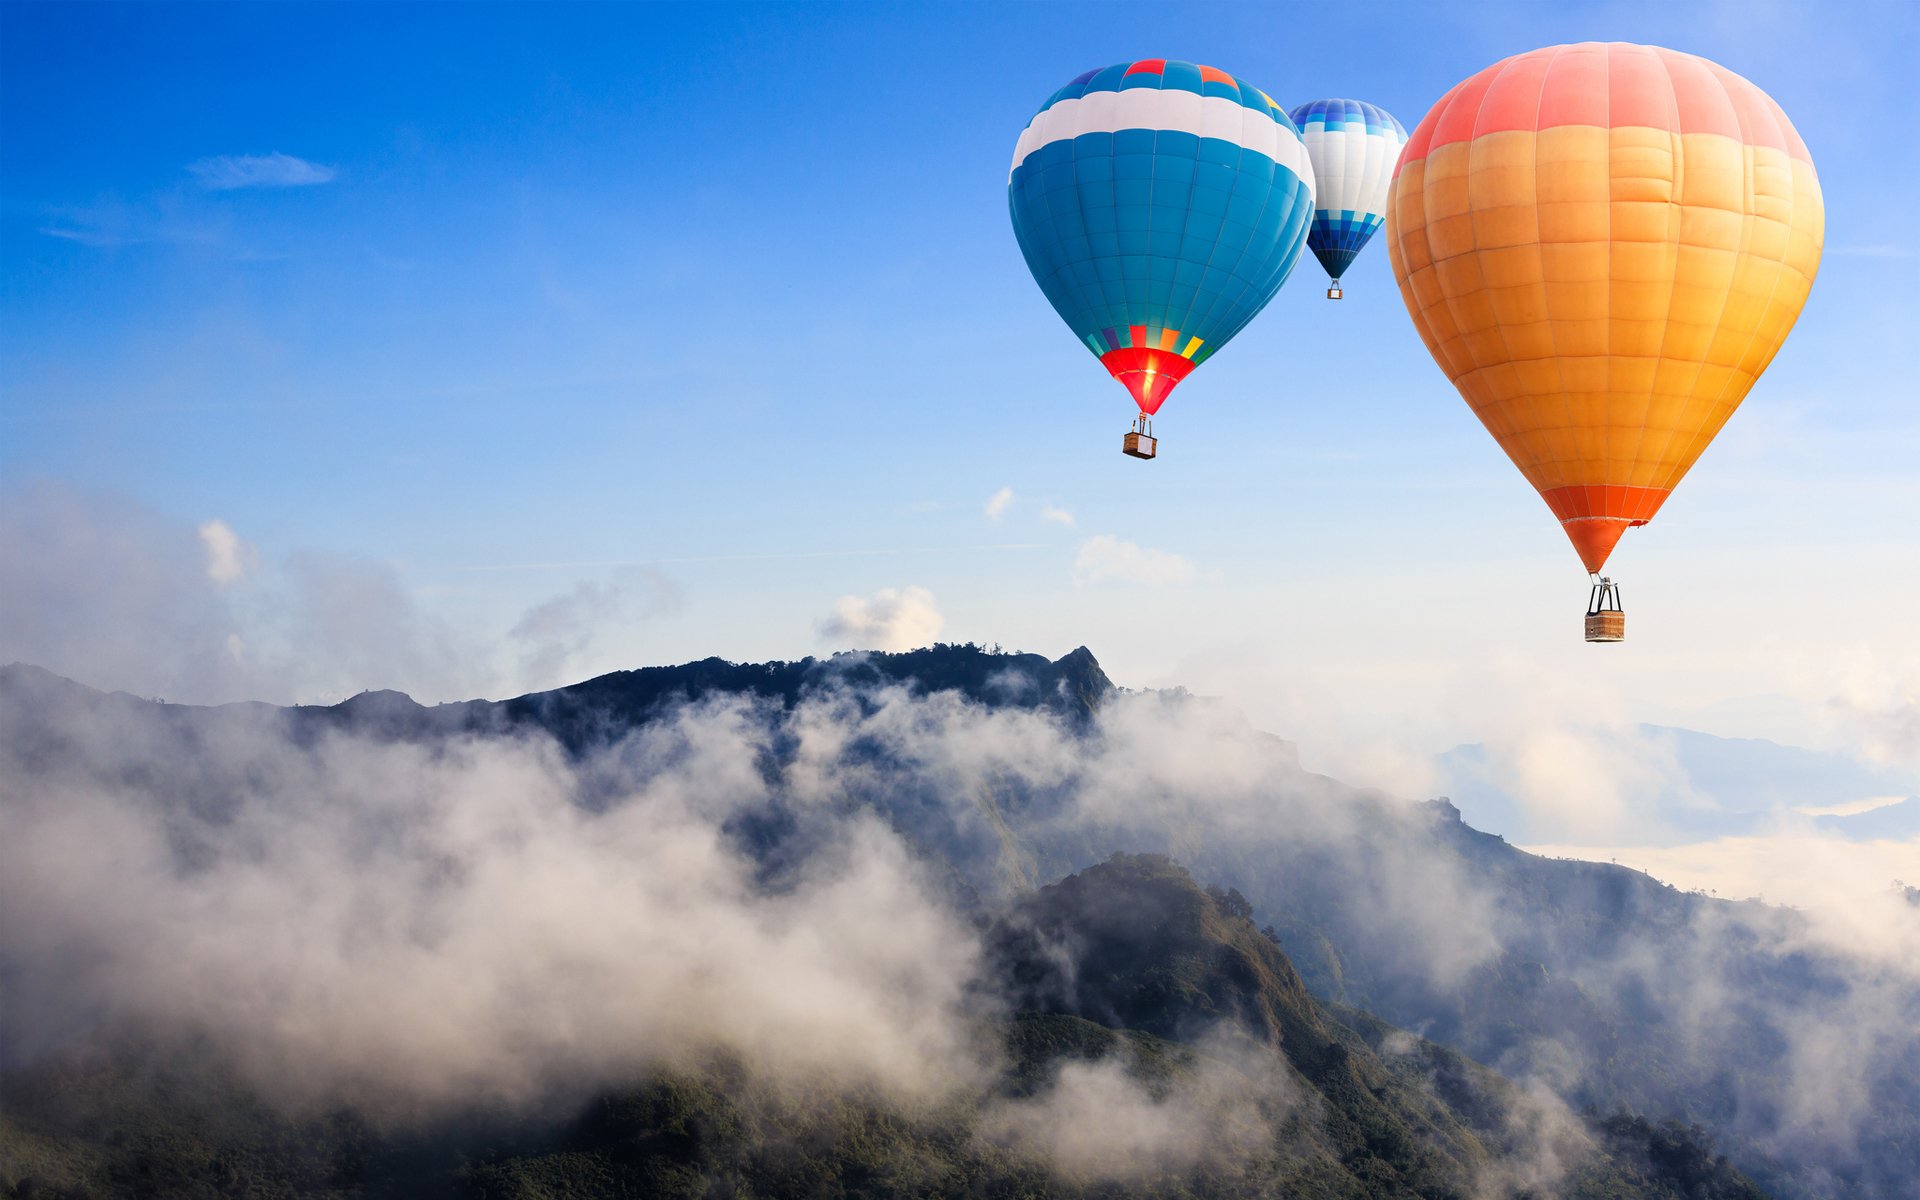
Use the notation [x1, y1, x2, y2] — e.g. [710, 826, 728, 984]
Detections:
[1009, 60, 1316, 457]
[1286, 98, 1407, 298]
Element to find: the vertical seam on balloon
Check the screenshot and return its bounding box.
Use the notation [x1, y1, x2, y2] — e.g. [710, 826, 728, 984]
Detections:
[1009, 155, 1066, 348]
[1052, 139, 1095, 345]
[1653, 59, 1745, 496]
[1168, 124, 1237, 368]
[1643, 50, 1732, 494]
[1185, 98, 1288, 364]
[1257, 119, 1313, 321]
[1320, 119, 1342, 275]
[1351, 111, 1397, 270]
[1390, 78, 1463, 383]
[1526, 44, 1577, 494]
[1602, 43, 1617, 500]
[1426, 66, 1492, 421]
[1159, 105, 1236, 349]
[1687, 68, 1799, 492]
[1217, 109, 1289, 353]
[1182, 90, 1274, 357]
[1621, 47, 1689, 498]
[1116, 97, 1145, 354]
[1413, 81, 1467, 407]
[1136, 76, 1162, 353]
[1655, 62, 1767, 495]
[1075, 122, 1121, 355]
[1171, 86, 1242, 360]
[1191, 121, 1262, 360]
[1161, 93, 1208, 354]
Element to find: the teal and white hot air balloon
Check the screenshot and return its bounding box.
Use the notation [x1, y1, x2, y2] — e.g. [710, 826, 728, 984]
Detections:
[1286, 99, 1407, 298]
[1009, 60, 1316, 458]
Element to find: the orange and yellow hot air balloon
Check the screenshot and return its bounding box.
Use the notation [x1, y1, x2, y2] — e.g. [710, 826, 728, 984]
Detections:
[1385, 43, 1823, 641]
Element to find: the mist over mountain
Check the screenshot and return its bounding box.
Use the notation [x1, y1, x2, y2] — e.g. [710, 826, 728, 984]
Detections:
[2, 647, 1915, 1199]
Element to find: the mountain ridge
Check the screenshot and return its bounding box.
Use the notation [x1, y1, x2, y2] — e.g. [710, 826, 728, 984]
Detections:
[1, 852, 1769, 1199]
[3, 647, 1914, 1199]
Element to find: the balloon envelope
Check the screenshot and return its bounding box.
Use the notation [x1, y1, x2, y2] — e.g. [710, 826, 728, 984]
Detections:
[1287, 98, 1407, 284]
[1009, 60, 1315, 415]
[1385, 43, 1823, 571]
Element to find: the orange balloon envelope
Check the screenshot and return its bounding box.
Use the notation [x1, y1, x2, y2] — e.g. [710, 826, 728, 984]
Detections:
[1386, 43, 1824, 573]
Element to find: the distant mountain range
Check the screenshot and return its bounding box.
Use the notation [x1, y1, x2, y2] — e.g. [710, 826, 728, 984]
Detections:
[3, 649, 1916, 1199]
[1437, 725, 1920, 845]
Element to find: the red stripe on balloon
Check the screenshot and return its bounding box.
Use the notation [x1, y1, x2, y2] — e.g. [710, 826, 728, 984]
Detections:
[1395, 43, 1814, 174]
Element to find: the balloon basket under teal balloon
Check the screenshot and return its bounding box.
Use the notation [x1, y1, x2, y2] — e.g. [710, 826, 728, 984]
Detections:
[1123, 415, 1157, 461]
[1585, 577, 1625, 643]
[1327, 281, 1343, 300]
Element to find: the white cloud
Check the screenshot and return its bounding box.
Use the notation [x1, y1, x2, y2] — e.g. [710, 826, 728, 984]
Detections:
[975, 1029, 1296, 1180]
[817, 585, 944, 652]
[1040, 505, 1075, 527]
[984, 487, 1014, 521]
[197, 518, 252, 585]
[1483, 723, 1696, 843]
[0, 701, 984, 1114]
[507, 571, 681, 688]
[1073, 535, 1195, 586]
[189, 152, 336, 191]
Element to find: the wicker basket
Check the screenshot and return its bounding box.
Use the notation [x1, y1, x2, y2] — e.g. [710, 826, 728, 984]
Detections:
[1584, 610, 1626, 642]
[1123, 430, 1157, 460]
[1327, 283, 1343, 300]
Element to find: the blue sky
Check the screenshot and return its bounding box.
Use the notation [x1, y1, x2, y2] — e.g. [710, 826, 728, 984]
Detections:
[4, 1, 1918, 818]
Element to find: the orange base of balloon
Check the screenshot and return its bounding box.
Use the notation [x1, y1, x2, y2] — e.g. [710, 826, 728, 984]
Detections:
[1561, 519, 1631, 574]
[1543, 485, 1670, 572]
[1099, 347, 1195, 416]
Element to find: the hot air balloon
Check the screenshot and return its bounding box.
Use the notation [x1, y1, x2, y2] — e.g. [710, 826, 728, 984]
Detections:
[1385, 43, 1822, 640]
[1009, 60, 1316, 459]
[1287, 99, 1408, 299]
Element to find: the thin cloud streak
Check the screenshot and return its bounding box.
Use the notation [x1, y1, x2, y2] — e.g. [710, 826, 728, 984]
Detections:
[189, 152, 336, 190]
[456, 544, 1051, 572]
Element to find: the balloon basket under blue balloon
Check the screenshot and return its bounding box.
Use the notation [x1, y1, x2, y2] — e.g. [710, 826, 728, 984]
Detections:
[1327, 282, 1343, 300]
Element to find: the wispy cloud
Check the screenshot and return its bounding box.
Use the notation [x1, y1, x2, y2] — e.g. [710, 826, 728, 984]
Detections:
[197, 519, 254, 586]
[456, 544, 1046, 572]
[817, 585, 944, 652]
[1073, 535, 1194, 586]
[508, 571, 681, 688]
[1040, 505, 1075, 527]
[38, 224, 150, 248]
[984, 487, 1014, 521]
[35, 198, 203, 248]
[189, 152, 336, 191]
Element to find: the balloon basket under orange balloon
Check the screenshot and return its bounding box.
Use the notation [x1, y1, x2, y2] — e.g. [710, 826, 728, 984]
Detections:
[1585, 577, 1625, 643]
[1123, 415, 1157, 460]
